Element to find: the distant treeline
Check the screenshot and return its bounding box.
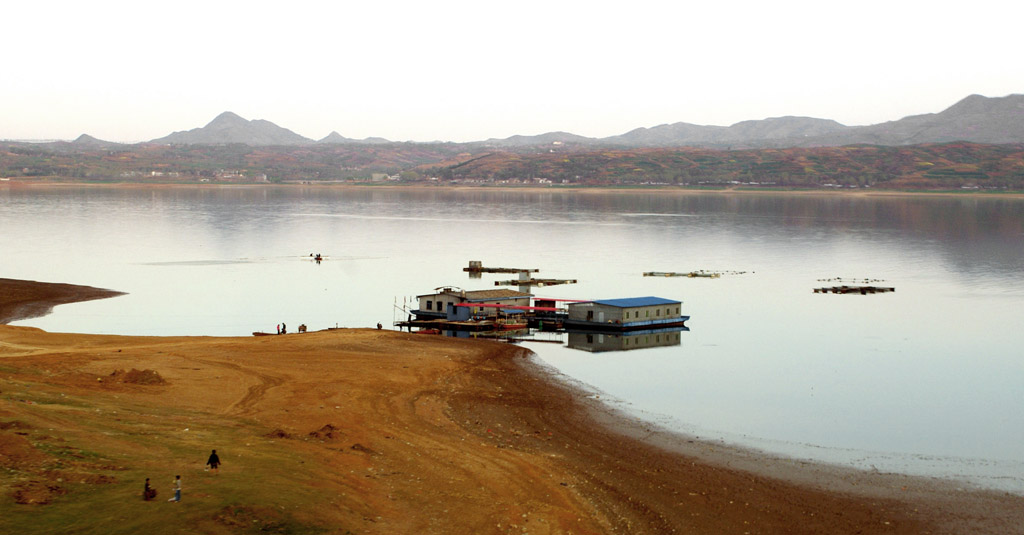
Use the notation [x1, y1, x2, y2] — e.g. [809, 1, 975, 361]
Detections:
[3, 141, 1023, 190]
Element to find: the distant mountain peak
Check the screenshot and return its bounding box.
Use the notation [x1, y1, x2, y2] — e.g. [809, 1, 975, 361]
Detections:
[70, 133, 118, 147]
[152, 112, 312, 146]
[318, 131, 352, 144]
[207, 111, 248, 127]
[942, 93, 1024, 116]
[318, 131, 393, 145]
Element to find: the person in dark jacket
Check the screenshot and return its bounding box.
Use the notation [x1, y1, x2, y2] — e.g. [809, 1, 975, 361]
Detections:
[206, 449, 221, 473]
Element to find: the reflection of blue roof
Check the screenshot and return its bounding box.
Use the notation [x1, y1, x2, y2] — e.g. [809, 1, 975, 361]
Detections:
[588, 297, 680, 308]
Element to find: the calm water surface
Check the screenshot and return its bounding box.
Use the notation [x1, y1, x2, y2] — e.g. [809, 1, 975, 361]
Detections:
[3, 185, 1023, 492]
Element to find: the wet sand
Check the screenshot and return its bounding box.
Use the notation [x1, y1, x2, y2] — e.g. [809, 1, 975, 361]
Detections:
[1, 278, 1021, 534]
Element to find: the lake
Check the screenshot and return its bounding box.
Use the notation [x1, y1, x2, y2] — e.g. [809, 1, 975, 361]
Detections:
[3, 185, 1023, 492]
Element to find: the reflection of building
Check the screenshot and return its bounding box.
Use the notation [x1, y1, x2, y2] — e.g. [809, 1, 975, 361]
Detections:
[567, 327, 686, 352]
[413, 288, 532, 319]
[565, 297, 687, 331]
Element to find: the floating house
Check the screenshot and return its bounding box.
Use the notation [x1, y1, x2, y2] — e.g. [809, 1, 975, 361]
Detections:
[413, 288, 532, 320]
[564, 297, 687, 331]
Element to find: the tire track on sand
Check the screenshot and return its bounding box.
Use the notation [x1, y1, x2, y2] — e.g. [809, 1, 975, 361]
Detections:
[199, 358, 285, 415]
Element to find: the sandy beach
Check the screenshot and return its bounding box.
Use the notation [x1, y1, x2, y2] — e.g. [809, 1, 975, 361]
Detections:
[1, 278, 1021, 534]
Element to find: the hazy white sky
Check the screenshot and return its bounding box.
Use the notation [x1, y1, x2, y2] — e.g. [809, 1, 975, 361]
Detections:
[3, 0, 1021, 142]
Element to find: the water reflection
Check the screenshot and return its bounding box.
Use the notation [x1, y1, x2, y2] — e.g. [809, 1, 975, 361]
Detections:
[567, 326, 688, 353]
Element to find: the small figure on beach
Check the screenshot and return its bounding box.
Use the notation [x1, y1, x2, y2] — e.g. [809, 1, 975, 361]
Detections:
[281, 323, 287, 334]
[168, 475, 181, 502]
[298, 324, 307, 333]
[143, 478, 157, 501]
[377, 322, 382, 330]
[276, 324, 280, 335]
[206, 449, 220, 473]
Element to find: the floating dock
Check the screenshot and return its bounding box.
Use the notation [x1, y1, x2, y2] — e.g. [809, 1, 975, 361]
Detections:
[394, 318, 496, 332]
[463, 260, 538, 274]
[495, 278, 578, 287]
[644, 271, 721, 278]
[393, 318, 528, 332]
[814, 285, 895, 294]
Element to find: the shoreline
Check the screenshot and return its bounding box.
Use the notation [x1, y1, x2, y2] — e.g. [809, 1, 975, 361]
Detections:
[2, 278, 1022, 533]
[4, 180, 1024, 199]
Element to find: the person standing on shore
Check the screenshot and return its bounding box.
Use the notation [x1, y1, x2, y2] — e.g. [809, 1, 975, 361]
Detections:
[168, 475, 181, 502]
[143, 478, 156, 501]
[206, 449, 221, 474]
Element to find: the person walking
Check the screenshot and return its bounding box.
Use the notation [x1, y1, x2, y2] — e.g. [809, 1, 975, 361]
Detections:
[168, 475, 181, 502]
[206, 449, 221, 473]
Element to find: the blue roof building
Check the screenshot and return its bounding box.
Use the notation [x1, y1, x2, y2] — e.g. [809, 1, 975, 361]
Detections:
[565, 296, 688, 331]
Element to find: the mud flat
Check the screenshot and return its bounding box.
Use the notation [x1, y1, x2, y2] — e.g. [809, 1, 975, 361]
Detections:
[0, 278, 1021, 534]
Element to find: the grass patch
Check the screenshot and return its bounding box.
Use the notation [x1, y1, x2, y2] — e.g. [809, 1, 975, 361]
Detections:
[0, 386, 344, 535]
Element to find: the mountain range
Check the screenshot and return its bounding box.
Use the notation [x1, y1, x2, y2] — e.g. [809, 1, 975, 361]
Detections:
[135, 94, 1024, 150]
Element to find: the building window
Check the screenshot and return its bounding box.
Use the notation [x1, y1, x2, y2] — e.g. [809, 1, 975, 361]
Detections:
[426, 301, 433, 310]
[657, 309, 661, 316]
[676, 307, 680, 314]
[645, 310, 649, 318]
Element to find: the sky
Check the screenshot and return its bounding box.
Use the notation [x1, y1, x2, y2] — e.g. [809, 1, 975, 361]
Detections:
[3, 0, 1022, 143]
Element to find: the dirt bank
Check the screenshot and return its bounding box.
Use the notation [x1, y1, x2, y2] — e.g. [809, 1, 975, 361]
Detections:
[0, 278, 124, 324]
[0, 278, 1021, 534]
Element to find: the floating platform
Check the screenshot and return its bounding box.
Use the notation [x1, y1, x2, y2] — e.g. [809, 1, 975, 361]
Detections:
[562, 317, 689, 332]
[814, 285, 895, 295]
[495, 278, 577, 287]
[644, 271, 721, 278]
[394, 318, 527, 332]
[463, 260, 538, 274]
[395, 319, 492, 331]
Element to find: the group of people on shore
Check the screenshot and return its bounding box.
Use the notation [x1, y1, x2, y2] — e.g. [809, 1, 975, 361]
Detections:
[143, 449, 220, 502]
